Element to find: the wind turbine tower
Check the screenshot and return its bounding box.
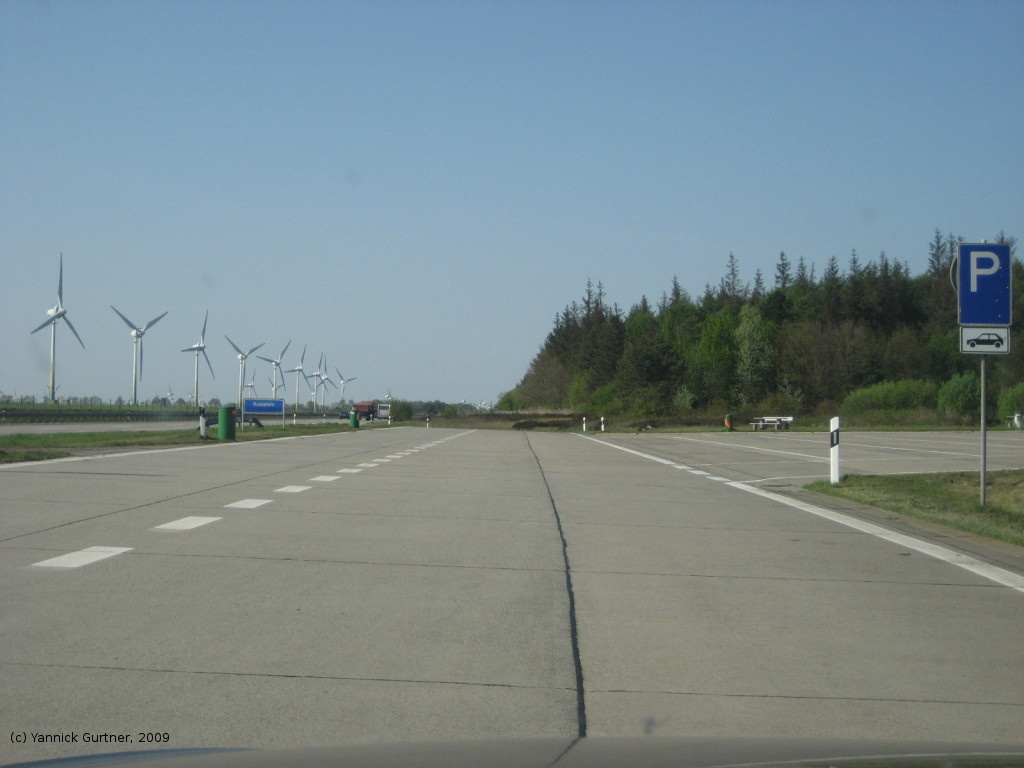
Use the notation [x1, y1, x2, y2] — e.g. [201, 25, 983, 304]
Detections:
[111, 306, 168, 406]
[181, 310, 215, 405]
[285, 345, 310, 411]
[225, 336, 265, 409]
[257, 340, 291, 399]
[30, 254, 85, 402]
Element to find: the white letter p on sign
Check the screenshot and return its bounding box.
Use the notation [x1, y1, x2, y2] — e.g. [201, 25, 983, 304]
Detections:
[970, 251, 1000, 292]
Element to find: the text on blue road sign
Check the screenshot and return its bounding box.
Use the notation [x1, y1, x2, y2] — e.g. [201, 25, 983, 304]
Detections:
[244, 399, 285, 414]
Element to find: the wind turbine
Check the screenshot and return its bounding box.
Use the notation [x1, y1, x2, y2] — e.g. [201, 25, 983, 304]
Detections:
[284, 345, 310, 411]
[308, 354, 324, 409]
[181, 310, 215, 406]
[30, 254, 85, 402]
[225, 335, 264, 408]
[316, 355, 337, 408]
[111, 306, 168, 406]
[257, 340, 291, 399]
[244, 374, 257, 397]
[334, 368, 357, 405]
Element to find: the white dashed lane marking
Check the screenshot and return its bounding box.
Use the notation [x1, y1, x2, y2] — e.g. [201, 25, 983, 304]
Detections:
[154, 517, 221, 531]
[310, 475, 339, 482]
[225, 499, 274, 509]
[32, 547, 133, 569]
[336, 468, 362, 474]
[275, 485, 311, 493]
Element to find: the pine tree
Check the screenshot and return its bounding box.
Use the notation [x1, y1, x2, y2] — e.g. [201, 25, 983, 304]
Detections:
[774, 252, 792, 289]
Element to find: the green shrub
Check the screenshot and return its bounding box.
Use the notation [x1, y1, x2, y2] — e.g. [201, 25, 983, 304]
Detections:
[998, 382, 1024, 419]
[938, 372, 980, 417]
[672, 385, 697, 414]
[842, 379, 939, 415]
[390, 400, 413, 421]
[496, 390, 525, 411]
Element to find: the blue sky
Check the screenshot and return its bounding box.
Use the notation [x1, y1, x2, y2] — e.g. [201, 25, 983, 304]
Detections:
[2, 0, 1022, 406]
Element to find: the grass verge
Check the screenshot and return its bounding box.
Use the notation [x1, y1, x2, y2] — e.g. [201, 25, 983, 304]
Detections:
[0, 423, 353, 463]
[807, 470, 1024, 547]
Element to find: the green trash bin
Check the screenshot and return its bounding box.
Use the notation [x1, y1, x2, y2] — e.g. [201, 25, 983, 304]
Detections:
[349, 410, 359, 429]
[218, 407, 236, 441]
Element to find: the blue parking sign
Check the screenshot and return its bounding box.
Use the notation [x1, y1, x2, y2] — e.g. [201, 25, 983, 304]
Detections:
[958, 244, 1012, 326]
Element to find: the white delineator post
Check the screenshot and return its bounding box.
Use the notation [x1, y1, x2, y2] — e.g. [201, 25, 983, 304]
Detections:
[830, 416, 841, 485]
[582, 416, 587, 432]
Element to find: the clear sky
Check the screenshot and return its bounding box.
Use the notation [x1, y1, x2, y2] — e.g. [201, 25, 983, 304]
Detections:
[2, 0, 1022, 406]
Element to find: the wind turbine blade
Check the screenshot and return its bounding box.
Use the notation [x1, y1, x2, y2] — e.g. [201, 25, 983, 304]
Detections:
[279, 340, 291, 360]
[299, 345, 306, 366]
[202, 349, 216, 378]
[247, 343, 265, 356]
[58, 254, 64, 304]
[143, 311, 168, 332]
[224, 335, 245, 356]
[30, 317, 53, 334]
[111, 306, 138, 331]
[200, 310, 209, 340]
[63, 315, 86, 349]
[256, 355, 274, 364]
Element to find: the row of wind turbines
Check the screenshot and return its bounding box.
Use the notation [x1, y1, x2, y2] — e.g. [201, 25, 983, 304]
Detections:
[30, 256, 358, 409]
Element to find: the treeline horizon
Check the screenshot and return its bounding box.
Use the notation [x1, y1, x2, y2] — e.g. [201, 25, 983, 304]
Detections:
[498, 230, 1023, 421]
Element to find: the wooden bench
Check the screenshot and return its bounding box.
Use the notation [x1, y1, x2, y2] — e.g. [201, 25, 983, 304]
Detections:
[750, 416, 794, 431]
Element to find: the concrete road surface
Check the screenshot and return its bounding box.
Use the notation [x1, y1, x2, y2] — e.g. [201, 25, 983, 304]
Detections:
[2, 428, 1022, 763]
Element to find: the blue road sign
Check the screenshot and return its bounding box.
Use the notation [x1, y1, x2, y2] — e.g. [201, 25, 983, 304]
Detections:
[244, 398, 285, 414]
[958, 243, 1012, 326]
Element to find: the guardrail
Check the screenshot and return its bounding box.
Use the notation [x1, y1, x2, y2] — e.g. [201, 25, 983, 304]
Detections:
[0, 408, 200, 424]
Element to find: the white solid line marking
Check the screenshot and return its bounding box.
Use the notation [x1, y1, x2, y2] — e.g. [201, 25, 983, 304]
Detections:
[225, 499, 273, 509]
[154, 516, 221, 531]
[310, 475, 339, 482]
[672, 435, 828, 463]
[727, 481, 1024, 595]
[578, 434, 1024, 595]
[337, 468, 363, 474]
[275, 485, 311, 493]
[32, 546, 133, 569]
